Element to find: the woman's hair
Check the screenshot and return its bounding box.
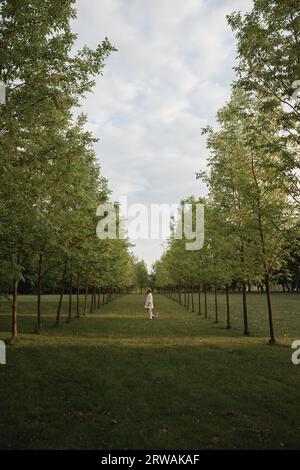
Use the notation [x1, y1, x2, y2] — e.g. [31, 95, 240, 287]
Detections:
[146, 288, 152, 293]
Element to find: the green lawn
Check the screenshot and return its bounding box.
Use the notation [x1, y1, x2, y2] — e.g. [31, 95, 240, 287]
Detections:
[0, 292, 299, 450]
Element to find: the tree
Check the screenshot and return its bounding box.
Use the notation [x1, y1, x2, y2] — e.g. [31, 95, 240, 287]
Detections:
[0, 0, 116, 339]
[227, 0, 300, 198]
[135, 260, 149, 293]
[201, 88, 297, 343]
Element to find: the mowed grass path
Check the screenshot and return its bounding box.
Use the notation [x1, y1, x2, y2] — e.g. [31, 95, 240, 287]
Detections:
[0, 292, 299, 450]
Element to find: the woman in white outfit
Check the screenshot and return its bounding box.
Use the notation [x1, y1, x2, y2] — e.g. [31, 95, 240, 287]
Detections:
[144, 288, 154, 319]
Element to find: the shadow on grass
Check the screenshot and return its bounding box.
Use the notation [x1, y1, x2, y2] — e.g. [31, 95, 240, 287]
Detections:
[0, 338, 299, 450]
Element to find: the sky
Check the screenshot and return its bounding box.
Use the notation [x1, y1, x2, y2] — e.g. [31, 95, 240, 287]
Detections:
[72, 0, 253, 268]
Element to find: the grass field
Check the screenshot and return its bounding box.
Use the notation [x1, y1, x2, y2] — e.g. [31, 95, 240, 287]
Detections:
[0, 292, 299, 450]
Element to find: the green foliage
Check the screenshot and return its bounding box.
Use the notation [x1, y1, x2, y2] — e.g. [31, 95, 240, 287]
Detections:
[154, 1, 300, 343]
[134, 260, 149, 291]
[0, 0, 133, 336]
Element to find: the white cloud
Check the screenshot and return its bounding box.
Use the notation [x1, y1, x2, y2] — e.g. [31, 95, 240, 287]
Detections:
[72, 0, 253, 268]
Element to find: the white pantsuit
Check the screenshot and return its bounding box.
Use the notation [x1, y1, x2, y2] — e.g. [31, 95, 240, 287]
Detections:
[144, 292, 154, 319]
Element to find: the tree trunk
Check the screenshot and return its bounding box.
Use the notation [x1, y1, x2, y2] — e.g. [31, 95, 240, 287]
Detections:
[265, 273, 275, 344]
[36, 252, 43, 333]
[198, 284, 201, 315]
[55, 260, 67, 326]
[76, 271, 80, 318]
[94, 287, 97, 310]
[214, 283, 218, 323]
[11, 278, 18, 339]
[226, 284, 231, 329]
[242, 280, 249, 335]
[191, 284, 194, 312]
[67, 274, 73, 322]
[97, 287, 101, 309]
[90, 287, 94, 313]
[187, 286, 190, 310]
[83, 279, 88, 315]
[204, 285, 208, 319]
[251, 155, 275, 343]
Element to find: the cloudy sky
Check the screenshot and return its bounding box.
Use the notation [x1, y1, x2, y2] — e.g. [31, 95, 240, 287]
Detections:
[72, 0, 253, 268]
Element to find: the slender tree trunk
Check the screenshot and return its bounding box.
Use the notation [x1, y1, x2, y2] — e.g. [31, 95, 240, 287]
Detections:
[251, 155, 275, 343]
[198, 284, 201, 315]
[226, 284, 231, 329]
[191, 284, 194, 312]
[90, 286, 94, 313]
[76, 271, 80, 318]
[36, 252, 43, 333]
[83, 278, 88, 315]
[214, 283, 218, 323]
[97, 287, 101, 309]
[204, 285, 208, 319]
[67, 274, 73, 322]
[242, 280, 249, 335]
[92, 287, 95, 309]
[240, 242, 249, 336]
[94, 286, 97, 310]
[265, 273, 275, 344]
[55, 260, 67, 326]
[11, 278, 18, 339]
[184, 288, 186, 307]
[178, 285, 182, 305]
[187, 286, 190, 310]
